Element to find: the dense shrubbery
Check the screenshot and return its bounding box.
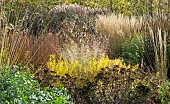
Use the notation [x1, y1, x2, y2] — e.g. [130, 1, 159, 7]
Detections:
[0, 66, 73, 104]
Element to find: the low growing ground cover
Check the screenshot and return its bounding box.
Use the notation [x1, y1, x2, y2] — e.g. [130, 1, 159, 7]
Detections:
[0, 65, 73, 104]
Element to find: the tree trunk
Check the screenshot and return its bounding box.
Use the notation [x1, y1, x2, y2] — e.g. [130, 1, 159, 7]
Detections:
[110, 0, 113, 12]
[168, 0, 170, 20]
[149, 0, 153, 17]
[158, 0, 162, 17]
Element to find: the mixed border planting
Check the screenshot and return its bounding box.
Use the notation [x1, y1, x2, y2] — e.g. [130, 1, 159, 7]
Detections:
[0, 0, 170, 104]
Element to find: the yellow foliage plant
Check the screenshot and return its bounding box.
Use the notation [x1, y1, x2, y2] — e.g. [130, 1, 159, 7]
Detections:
[47, 54, 139, 88]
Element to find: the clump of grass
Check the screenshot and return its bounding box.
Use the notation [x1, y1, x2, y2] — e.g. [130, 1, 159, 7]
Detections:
[60, 40, 108, 63]
[0, 25, 61, 68]
[96, 14, 143, 58]
[96, 15, 143, 37]
[0, 25, 31, 67]
[0, 1, 62, 67]
[149, 28, 167, 82]
[27, 33, 61, 66]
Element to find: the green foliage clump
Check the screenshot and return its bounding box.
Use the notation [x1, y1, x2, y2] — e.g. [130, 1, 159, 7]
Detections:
[158, 82, 170, 103]
[121, 34, 144, 64]
[0, 66, 73, 104]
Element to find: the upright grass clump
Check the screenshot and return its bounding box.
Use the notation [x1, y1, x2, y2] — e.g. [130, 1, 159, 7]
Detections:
[0, 0, 31, 67]
[30, 33, 61, 66]
[0, 25, 31, 67]
[0, 0, 62, 67]
[96, 14, 143, 58]
[60, 42, 107, 62]
[140, 16, 169, 73]
[0, 26, 62, 68]
[149, 28, 167, 82]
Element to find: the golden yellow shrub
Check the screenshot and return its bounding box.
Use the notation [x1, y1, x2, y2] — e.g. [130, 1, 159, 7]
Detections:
[47, 54, 139, 88]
